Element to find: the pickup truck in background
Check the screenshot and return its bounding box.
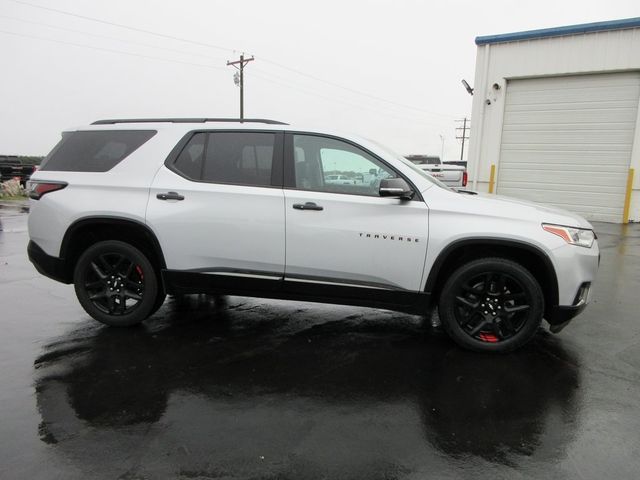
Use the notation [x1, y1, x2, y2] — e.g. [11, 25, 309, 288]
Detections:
[405, 155, 467, 188]
[443, 160, 468, 168]
[0, 156, 37, 186]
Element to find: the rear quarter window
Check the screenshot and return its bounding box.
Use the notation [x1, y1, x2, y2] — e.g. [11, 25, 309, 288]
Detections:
[40, 130, 156, 172]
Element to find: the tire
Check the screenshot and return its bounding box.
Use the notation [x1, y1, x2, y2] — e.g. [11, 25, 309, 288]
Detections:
[148, 292, 167, 317]
[438, 257, 544, 353]
[73, 240, 160, 327]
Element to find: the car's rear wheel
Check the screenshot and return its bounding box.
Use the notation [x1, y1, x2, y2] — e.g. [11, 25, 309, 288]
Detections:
[73, 240, 160, 326]
[438, 257, 544, 352]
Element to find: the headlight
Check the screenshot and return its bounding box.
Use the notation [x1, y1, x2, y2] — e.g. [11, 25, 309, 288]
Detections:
[542, 224, 595, 248]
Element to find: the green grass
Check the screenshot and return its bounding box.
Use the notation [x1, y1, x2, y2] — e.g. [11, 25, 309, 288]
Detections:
[0, 195, 28, 201]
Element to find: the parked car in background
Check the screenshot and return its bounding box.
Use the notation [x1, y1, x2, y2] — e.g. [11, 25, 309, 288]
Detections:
[0, 156, 37, 186]
[324, 174, 354, 185]
[405, 155, 467, 188]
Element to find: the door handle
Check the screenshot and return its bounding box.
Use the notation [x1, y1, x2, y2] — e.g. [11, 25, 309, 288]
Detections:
[156, 191, 185, 201]
[293, 202, 323, 211]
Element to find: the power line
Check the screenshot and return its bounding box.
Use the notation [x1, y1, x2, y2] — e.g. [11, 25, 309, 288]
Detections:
[251, 71, 452, 129]
[251, 67, 452, 127]
[254, 68, 456, 128]
[260, 58, 457, 120]
[0, 14, 227, 62]
[7, 0, 236, 53]
[0, 25, 445, 126]
[1, 25, 454, 128]
[0, 29, 226, 70]
[7, 0, 457, 120]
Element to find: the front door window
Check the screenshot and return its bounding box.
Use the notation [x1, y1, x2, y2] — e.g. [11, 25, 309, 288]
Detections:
[292, 135, 394, 196]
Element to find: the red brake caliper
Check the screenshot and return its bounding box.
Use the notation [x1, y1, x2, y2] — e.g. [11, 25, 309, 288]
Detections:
[478, 332, 499, 343]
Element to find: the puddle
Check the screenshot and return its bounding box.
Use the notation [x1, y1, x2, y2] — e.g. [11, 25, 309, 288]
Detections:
[0, 202, 30, 215]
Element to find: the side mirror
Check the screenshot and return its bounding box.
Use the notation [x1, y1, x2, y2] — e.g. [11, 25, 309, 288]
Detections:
[379, 178, 414, 200]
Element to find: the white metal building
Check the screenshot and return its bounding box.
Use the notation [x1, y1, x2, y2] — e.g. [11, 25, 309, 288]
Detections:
[467, 18, 640, 223]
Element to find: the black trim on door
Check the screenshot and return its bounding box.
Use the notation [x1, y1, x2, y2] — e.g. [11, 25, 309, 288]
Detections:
[283, 132, 295, 188]
[180, 266, 284, 278]
[162, 270, 430, 315]
[163, 129, 285, 188]
[163, 270, 283, 296]
[282, 131, 424, 202]
[285, 272, 404, 291]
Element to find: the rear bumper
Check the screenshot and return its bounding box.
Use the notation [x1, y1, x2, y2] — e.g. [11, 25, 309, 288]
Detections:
[27, 240, 70, 283]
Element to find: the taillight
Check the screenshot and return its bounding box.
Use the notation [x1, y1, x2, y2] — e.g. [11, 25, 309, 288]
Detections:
[29, 181, 67, 200]
[462, 171, 468, 187]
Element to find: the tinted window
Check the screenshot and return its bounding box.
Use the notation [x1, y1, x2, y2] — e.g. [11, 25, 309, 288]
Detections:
[201, 132, 275, 186]
[173, 133, 206, 180]
[292, 135, 394, 196]
[41, 130, 156, 172]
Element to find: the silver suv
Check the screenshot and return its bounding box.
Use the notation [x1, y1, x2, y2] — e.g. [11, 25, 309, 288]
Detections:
[27, 118, 599, 352]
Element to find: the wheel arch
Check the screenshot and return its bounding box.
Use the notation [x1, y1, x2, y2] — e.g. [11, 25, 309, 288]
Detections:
[60, 216, 166, 283]
[425, 238, 559, 317]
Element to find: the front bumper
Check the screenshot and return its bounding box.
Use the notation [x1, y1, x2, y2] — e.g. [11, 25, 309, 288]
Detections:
[546, 300, 588, 333]
[544, 239, 599, 333]
[27, 240, 70, 283]
[546, 277, 593, 333]
[552, 241, 599, 306]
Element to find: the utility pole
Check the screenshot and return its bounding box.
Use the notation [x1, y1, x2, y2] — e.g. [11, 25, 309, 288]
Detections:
[455, 117, 470, 161]
[226, 53, 254, 121]
[438, 134, 445, 162]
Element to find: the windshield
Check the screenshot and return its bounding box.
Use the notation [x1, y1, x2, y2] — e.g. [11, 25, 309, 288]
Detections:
[397, 156, 455, 191]
[362, 137, 455, 192]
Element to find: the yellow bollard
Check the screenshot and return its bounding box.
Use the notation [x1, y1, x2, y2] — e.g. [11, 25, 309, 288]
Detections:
[488, 164, 496, 194]
[622, 168, 635, 224]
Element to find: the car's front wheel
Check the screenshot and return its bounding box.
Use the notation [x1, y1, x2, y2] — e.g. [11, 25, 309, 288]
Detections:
[73, 240, 160, 326]
[438, 257, 544, 352]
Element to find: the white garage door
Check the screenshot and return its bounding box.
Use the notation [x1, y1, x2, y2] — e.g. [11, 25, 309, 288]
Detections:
[497, 72, 640, 223]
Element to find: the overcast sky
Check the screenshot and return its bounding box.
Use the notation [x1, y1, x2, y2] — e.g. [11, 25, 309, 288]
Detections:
[1, 0, 638, 158]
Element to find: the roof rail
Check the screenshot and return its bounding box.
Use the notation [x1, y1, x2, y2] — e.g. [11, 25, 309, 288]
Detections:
[91, 118, 288, 125]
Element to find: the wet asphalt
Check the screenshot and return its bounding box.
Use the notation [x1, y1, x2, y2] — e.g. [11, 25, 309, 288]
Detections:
[1, 203, 639, 479]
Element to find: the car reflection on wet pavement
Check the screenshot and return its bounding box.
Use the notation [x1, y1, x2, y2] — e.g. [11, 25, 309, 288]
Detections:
[35, 299, 580, 463]
[2, 207, 640, 479]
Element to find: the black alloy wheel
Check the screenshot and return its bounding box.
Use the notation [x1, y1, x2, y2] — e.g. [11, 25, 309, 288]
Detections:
[74, 240, 160, 326]
[454, 271, 532, 342]
[85, 253, 145, 315]
[438, 258, 544, 352]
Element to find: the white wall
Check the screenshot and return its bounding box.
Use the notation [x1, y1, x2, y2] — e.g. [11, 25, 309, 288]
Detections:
[467, 27, 640, 222]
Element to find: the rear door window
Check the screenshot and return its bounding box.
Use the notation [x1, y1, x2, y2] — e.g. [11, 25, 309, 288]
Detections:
[202, 132, 275, 186]
[40, 130, 156, 172]
[171, 131, 277, 187]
